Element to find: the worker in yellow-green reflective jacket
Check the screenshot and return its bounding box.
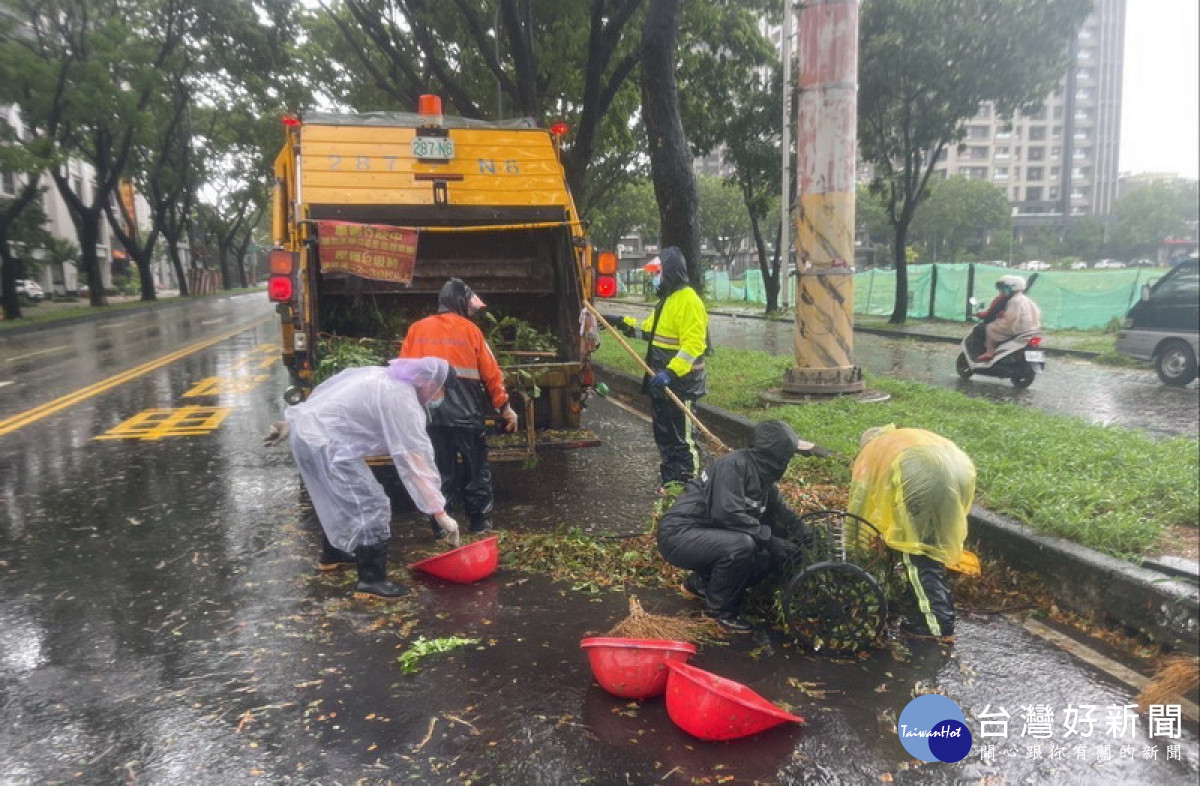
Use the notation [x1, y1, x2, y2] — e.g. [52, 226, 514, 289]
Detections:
[603, 246, 709, 489]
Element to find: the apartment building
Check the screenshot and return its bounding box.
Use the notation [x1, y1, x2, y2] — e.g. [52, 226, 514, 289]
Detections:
[934, 0, 1126, 221]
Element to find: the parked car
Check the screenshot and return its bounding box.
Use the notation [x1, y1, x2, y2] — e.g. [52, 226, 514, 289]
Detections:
[1070, 261, 1089, 270]
[1115, 258, 1199, 386]
[1021, 260, 1051, 271]
[16, 279, 45, 303]
[1094, 259, 1126, 269]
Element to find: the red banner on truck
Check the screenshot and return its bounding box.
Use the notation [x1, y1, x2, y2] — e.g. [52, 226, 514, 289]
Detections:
[316, 221, 419, 284]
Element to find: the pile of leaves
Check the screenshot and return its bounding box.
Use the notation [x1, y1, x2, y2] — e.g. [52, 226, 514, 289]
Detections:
[483, 312, 559, 364]
[397, 636, 480, 674]
[313, 335, 390, 385]
[499, 528, 682, 594]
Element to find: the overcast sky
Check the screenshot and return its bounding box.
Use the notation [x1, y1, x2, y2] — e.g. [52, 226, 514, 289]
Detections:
[1120, 0, 1199, 178]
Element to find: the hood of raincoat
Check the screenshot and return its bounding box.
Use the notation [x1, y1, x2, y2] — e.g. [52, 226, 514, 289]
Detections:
[386, 357, 450, 405]
[747, 420, 799, 484]
[657, 246, 690, 297]
[437, 278, 480, 318]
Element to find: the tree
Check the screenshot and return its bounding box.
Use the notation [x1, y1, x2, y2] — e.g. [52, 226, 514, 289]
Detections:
[717, 63, 786, 311]
[313, 0, 646, 215]
[909, 176, 1011, 261]
[695, 173, 751, 272]
[640, 0, 699, 287]
[858, 0, 1091, 323]
[1110, 180, 1200, 261]
[586, 177, 658, 252]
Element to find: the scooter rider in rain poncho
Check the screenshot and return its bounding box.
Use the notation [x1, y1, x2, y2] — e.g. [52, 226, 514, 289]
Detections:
[281, 357, 460, 600]
[656, 420, 812, 632]
[848, 425, 976, 638]
[977, 275, 1040, 362]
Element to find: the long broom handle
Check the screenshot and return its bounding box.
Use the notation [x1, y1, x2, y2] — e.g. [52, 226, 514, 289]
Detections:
[584, 301, 730, 455]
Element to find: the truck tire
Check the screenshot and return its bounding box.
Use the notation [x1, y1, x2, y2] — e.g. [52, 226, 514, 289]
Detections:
[1155, 340, 1198, 386]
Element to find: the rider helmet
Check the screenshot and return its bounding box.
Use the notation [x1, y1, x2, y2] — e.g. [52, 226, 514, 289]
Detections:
[999, 274, 1026, 292]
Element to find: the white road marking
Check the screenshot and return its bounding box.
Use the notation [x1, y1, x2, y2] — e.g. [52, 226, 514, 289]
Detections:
[95, 320, 133, 331]
[4, 345, 70, 363]
[0, 381, 13, 390]
[200, 318, 224, 326]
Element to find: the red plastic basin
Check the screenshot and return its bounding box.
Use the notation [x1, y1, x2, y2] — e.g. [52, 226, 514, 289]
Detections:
[664, 661, 804, 741]
[409, 535, 499, 583]
[580, 637, 697, 699]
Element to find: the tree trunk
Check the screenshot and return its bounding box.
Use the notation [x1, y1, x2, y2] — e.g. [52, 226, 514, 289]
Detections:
[1, 243, 23, 321]
[890, 220, 910, 324]
[750, 213, 779, 313]
[74, 214, 107, 308]
[640, 0, 701, 290]
[166, 233, 190, 296]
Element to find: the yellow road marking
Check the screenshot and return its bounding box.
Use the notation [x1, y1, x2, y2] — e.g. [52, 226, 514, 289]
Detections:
[94, 406, 232, 441]
[182, 375, 269, 397]
[0, 317, 269, 437]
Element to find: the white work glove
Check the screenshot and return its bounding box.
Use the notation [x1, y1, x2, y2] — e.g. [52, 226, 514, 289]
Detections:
[262, 420, 291, 447]
[434, 512, 461, 548]
[501, 404, 519, 433]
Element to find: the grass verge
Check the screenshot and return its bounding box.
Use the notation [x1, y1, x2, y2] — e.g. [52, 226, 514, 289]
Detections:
[593, 339, 1198, 560]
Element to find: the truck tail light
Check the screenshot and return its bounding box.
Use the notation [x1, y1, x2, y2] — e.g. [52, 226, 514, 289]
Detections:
[595, 251, 618, 276]
[1029, 335, 1042, 348]
[268, 275, 294, 302]
[595, 275, 617, 298]
[593, 249, 618, 297]
[269, 249, 297, 275]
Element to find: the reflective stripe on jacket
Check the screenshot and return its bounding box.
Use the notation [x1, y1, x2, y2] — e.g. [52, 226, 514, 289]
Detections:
[400, 313, 508, 428]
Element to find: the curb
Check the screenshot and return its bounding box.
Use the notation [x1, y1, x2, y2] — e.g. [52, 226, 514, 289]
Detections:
[612, 300, 1101, 360]
[0, 291, 267, 339]
[594, 362, 1200, 653]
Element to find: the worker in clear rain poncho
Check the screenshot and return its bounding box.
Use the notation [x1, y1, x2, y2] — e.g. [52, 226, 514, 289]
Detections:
[274, 357, 461, 600]
[848, 425, 976, 638]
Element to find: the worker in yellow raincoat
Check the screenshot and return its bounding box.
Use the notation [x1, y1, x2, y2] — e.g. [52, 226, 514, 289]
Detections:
[848, 425, 976, 638]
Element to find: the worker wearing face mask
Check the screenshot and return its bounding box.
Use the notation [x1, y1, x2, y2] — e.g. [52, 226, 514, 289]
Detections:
[264, 357, 460, 600]
[400, 278, 518, 537]
[603, 247, 709, 488]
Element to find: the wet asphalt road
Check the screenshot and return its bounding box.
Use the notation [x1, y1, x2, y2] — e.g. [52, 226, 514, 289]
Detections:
[0, 294, 1197, 784]
[609, 304, 1199, 438]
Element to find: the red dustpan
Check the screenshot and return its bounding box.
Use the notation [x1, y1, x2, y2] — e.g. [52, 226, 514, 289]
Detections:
[409, 535, 499, 583]
[664, 661, 804, 741]
[580, 637, 697, 699]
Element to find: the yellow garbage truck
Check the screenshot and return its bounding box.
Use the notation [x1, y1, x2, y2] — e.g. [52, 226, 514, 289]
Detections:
[268, 100, 619, 441]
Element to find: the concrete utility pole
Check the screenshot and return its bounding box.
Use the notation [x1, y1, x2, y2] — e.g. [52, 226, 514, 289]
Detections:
[784, 0, 863, 394]
[779, 0, 793, 310]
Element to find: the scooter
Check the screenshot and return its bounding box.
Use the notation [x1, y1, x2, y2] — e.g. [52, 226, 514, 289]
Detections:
[955, 305, 1045, 389]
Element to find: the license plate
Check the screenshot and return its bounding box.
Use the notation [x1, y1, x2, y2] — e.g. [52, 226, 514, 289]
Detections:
[1025, 351, 1044, 362]
[411, 136, 454, 160]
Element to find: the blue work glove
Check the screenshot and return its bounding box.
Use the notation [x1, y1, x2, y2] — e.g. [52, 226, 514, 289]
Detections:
[603, 314, 635, 337]
[649, 369, 675, 390]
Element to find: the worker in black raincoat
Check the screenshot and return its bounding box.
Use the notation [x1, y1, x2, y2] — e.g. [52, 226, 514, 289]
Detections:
[605, 246, 708, 487]
[656, 420, 811, 631]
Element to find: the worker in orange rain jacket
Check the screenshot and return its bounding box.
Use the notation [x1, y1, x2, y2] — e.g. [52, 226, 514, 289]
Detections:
[604, 246, 709, 488]
[400, 278, 518, 537]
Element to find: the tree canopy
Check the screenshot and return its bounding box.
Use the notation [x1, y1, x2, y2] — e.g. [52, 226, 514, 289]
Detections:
[1110, 180, 1200, 261]
[858, 0, 1092, 322]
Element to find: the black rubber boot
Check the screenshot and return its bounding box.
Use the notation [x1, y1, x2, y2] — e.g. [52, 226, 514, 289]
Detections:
[353, 542, 410, 599]
[680, 572, 707, 600]
[317, 533, 355, 572]
[705, 610, 753, 632]
[469, 518, 494, 534]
